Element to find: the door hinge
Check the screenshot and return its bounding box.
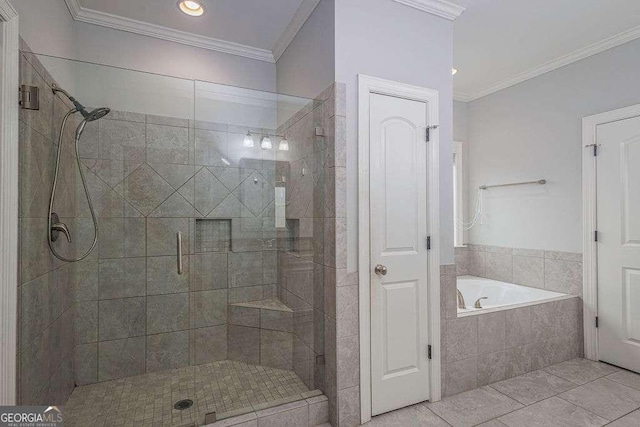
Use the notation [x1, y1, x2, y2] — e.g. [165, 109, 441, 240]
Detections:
[426, 125, 439, 142]
[426, 236, 431, 250]
[585, 143, 600, 156]
[594, 230, 599, 242]
[19, 85, 40, 110]
[595, 316, 599, 328]
[427, 345, 432, 360]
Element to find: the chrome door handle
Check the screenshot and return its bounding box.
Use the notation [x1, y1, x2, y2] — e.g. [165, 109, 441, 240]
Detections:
[374, 264, 388, 276]
[177, 232, 183, 275]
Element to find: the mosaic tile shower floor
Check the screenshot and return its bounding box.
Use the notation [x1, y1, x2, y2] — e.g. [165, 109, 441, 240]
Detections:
[64, 360, 311, 427]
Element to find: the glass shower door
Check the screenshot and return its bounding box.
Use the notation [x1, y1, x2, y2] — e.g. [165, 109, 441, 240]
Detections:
[18, 51, 325, 425]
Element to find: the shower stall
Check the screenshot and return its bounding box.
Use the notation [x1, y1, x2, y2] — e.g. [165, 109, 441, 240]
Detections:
[17, 42, 345, 426]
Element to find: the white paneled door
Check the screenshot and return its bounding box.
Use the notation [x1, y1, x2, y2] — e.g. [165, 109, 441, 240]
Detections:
[597, 115, 640, 373]
[369, 93, 430, 415]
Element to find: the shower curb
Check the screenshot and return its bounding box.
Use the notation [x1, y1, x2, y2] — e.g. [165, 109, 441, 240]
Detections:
[206, 394, 329, 426]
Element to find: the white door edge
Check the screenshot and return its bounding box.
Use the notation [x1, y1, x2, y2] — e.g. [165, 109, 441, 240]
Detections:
[0, 0, 19, 406]
[582, 102, 640, 362]
[358, 74, 441, 424]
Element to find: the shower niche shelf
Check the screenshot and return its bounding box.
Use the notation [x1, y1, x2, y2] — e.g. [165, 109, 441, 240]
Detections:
[195, 218, 231, 253]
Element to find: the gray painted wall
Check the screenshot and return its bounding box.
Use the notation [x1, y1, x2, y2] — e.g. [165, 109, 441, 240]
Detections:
[335, 0, 455, 267]
[13, 0, 76, 59]
[454, 100, 468, 142]
[14, 0, 277, 92]
[453, 100, 469, 244]
[276, 0, 335, 98]
[464, 38, 640, 253]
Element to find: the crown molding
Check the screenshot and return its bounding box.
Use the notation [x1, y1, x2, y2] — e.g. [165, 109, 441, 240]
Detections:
[457, 24, 640, 103]
[64, 0, 276, 63]
[392, 0, 466, 21]
[273, 0, 321, 61]
[453, 91, 472, 103]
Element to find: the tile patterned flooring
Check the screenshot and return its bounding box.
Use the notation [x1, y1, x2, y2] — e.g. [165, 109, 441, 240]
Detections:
[366, 358, 640, 427]
[65, 360, 310, 426]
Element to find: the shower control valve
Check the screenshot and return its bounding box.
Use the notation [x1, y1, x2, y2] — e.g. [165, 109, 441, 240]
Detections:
[50, 213, 72, 243]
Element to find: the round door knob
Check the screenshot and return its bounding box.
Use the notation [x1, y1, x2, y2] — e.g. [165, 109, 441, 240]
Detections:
[375, 264, 388, 276]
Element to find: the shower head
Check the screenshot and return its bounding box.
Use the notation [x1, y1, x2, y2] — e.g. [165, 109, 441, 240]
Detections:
[75, 107, 111, 140]
[85, 107, 111, 122]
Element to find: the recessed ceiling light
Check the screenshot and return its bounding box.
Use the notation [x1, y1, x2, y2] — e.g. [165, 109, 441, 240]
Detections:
[178, 0, 205, 17]
[452, 68, 458, 76]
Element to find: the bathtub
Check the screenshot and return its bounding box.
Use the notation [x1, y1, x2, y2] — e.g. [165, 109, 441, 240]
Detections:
[456, 275, 572, 316]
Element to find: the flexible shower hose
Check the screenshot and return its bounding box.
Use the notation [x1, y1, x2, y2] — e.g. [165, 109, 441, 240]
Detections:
[47, 108, 99, 262]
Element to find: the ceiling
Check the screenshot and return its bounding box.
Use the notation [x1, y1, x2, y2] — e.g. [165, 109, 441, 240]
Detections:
[454, 0, 640, 101]
[70, 0, 640, 101]
[78, 0, 303, 51]
[69, 0, 320, 62]
[67, 0, 465, 63]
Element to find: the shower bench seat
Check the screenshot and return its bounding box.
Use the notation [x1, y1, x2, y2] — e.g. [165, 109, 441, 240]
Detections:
[227, 298, 295, 370]
[230, 298, 293, 313]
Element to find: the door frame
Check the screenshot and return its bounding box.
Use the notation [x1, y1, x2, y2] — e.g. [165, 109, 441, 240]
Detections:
[453, 140, 466, 247]
[0, 0, 19, 406]
[582, 103, 640, 361]
[358, 74, 441, 423]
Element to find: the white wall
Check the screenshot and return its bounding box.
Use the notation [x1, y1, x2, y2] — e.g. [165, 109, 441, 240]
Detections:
[465, 38, 640, 253]
[14, 0, 276, 92]
[335, 0, 455, 267]
[276, 0, 335, 98]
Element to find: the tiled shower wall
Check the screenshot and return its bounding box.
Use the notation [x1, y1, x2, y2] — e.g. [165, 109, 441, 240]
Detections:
[18, 44, 80, 405]
[73, 109, 285, 385]
[275, 93, 327, 392]
[275, 83, 350, 426]
[17, 47, 346, 415]
[455, 245, 583, 295]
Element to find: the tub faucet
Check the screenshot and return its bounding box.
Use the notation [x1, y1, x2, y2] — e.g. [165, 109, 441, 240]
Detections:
[474, 297, 488, 309]
[457, 289, 466, 309]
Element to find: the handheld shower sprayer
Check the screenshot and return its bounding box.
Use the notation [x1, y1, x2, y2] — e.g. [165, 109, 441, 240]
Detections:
[48, 84, 111, 262]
